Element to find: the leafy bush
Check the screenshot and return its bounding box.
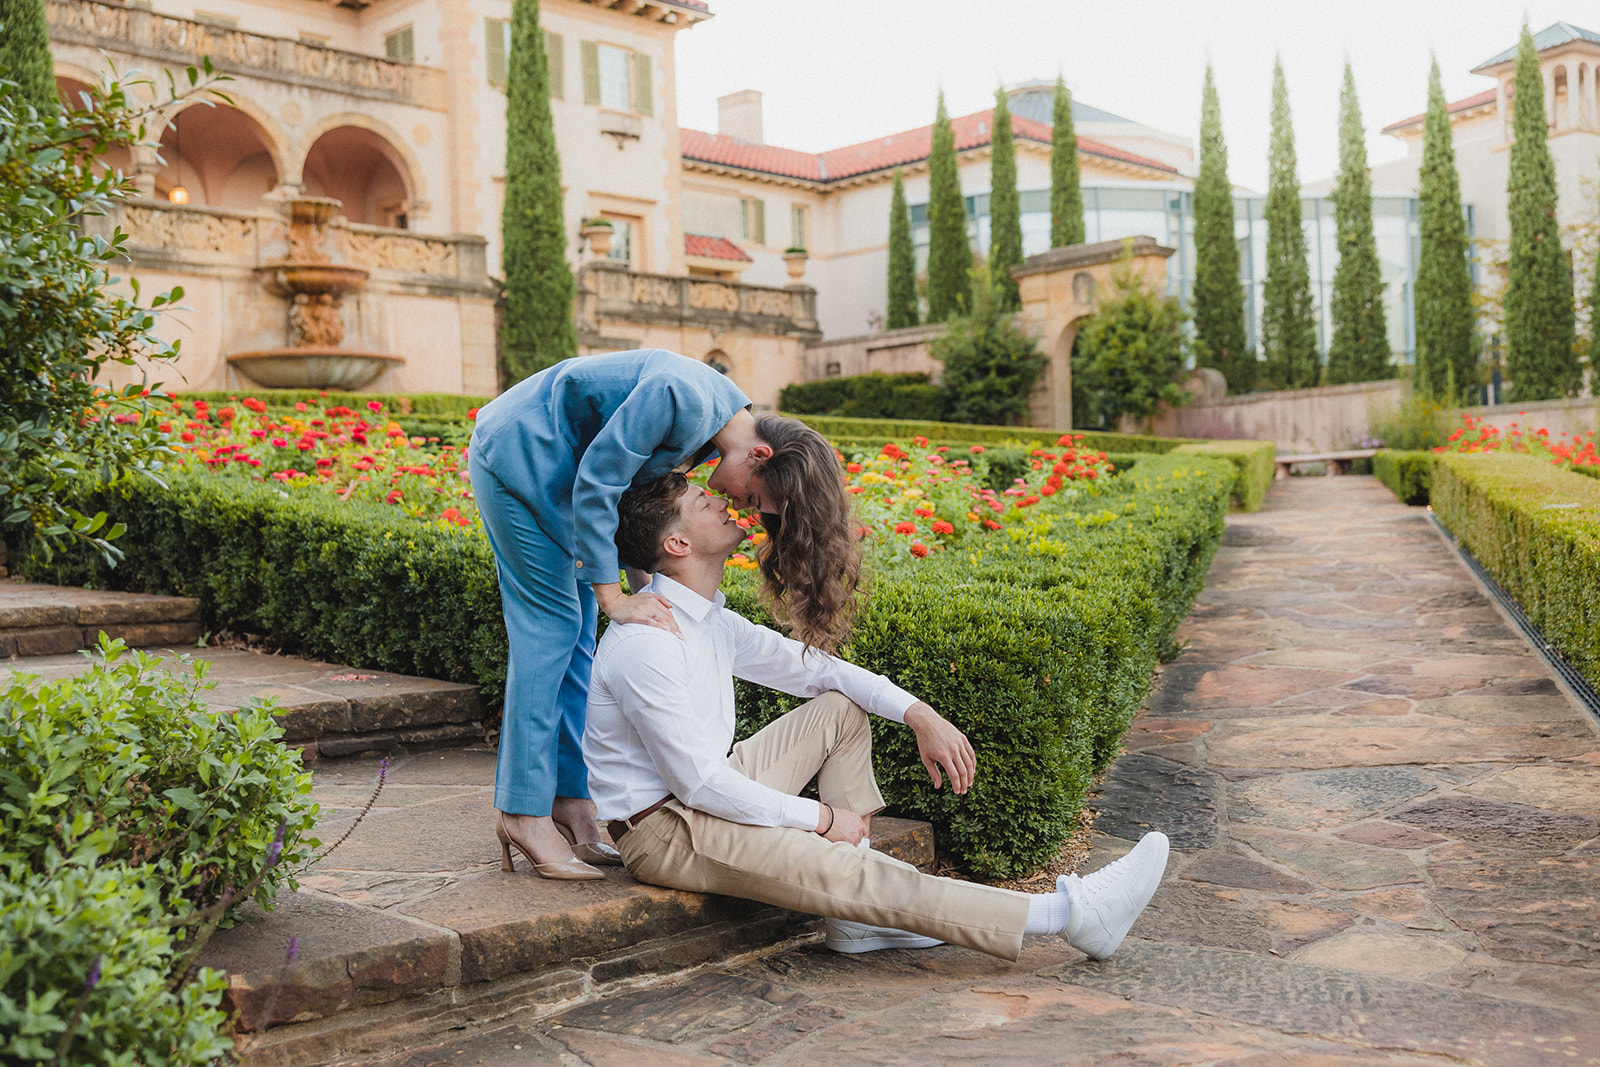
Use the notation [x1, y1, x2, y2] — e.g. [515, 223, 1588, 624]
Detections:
[791, 413, 1198, 455]
[1071, 268, 1199, 430]
[0, 641, 317, 1063]
[932, 272, 1049, 425]
[1374, 449, 1439, 505]
[1369, 390, 1449, 451]
[1170, 440, 1276, 512]
[779, 373, 943, 420]
[177, 389, 488, 417]
[1431, 451, 1600, 690]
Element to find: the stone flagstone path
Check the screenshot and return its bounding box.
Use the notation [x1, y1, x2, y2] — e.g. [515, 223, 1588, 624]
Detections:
[368, 476, 1600, 1066]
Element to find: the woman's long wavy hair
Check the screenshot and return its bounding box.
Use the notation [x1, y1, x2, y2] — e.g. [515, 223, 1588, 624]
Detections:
[750, 414, 863, 654]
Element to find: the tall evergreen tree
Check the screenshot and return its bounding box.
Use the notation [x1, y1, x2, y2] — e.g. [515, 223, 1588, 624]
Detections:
[499, 0, 576, 384]
[1504, 24, 1579, 400]
[1413, 56, 1476, 402]
[1259, 58, 1319, 389]
[886, 168, 919, 329]
[1050, 76, 1085, 247]
[1191, 64, 1252, 392]
[1326, 62, 1390, 384]
[925, 91, 970, 323]
[989, 88, 1023, 311]
[1588, 232, 1600, 376]
[0, 0, 57, 112]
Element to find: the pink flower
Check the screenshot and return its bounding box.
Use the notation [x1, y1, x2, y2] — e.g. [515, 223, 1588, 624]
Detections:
[367, 400, 384, 413]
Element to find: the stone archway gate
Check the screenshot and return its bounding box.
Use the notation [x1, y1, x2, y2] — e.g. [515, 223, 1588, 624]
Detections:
[1012, 235, 1176, 428]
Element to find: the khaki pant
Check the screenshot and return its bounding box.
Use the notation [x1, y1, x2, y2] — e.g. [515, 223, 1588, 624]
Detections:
[616, 692, 1031, 960]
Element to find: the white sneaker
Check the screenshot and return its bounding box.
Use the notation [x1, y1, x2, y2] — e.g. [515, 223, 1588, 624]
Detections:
[823, 918, 944, 954]
[1060, 831, 1170, 960]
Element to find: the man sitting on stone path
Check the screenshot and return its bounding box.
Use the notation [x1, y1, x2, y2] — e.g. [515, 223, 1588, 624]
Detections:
[582, 471, 1170, 960]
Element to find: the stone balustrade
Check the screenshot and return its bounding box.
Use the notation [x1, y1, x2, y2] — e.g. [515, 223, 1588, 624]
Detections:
[578, 263, 821, 339]
[47, 0, 447, 109]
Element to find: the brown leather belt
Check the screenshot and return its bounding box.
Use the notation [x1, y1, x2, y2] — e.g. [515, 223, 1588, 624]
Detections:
[608, 795, 673, 844]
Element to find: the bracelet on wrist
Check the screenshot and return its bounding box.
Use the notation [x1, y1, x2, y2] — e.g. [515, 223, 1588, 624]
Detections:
[818, 803, 834, 835]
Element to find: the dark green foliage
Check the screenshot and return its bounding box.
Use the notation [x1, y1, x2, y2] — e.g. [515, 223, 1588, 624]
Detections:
[1589, 233, 1600, 375]
[933, 270, 1048, 425]
[1504, 25, 1579, 401]
[925, 92, 970, 323]
[1049, 76, 1085, 247]
[1414, 58, 1477, 403]
[1326, 63, 1391, 384]
[1071, 269, 1194, 430]
[177, 389, 489, 416]
[1432, 451, 1600, 689]
[886, 169, 919, 329]
[1259, 59, 1320, 390]
[988, 89, 1023, 311]
[791, 413, 1198, 455]
[1169, 439, 1277, 512]
[1191, 65, 1253, 393]
[499, 0, 576, 383]
[1374, 448, 1439, 505]
[725, 451, 1233, 878]
[0, 0, 57, 113]
[0, 642, 316, 1062]
[778, 372, 943, 421]
[1370, 390, 1448, 451]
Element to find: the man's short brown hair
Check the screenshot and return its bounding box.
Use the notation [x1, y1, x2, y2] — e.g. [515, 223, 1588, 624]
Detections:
[615, 472, 692, 572]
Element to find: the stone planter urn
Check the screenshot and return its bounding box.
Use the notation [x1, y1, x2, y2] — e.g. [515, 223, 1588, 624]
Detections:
[782, 248, 808, 281]
[582, 219, 615, 258]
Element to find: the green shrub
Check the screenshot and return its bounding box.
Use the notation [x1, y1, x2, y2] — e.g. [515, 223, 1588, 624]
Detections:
[1370, 390, 1449, 451]
[788, 412, 1199, 455]
[177, 389, 489, 417]
[0, 642, 317, 1063]
[1431, 452, 1600, 689]
[1374, 449, 1439, 505]
[1170, 440, 1276, 512]
[933, 267, 1050, 425]
[779, 373, 943, 421]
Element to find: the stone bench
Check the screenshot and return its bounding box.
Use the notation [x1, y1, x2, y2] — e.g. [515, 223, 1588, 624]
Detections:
[1274, 448, 1378, 479]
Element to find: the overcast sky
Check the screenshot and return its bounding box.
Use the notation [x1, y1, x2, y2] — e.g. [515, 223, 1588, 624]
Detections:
[675, 0, 1591, 193]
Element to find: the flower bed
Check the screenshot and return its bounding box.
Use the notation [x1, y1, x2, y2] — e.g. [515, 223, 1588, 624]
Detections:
[1378, 414, 1599, 507]
[20, 411, 1232, 878]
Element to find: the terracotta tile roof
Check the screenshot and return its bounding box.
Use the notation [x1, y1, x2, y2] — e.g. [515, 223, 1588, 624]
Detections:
[685, 233, 752, 262]
[681, 106, 1179, 183]
[1380, 88, 1499, 134]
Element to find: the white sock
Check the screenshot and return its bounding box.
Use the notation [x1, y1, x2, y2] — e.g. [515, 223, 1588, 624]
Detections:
[1023, 879, 1075, 935]
[858, 837, 871, 850]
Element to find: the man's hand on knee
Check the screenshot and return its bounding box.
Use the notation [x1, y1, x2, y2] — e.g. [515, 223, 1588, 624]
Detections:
[904, 701, 976, 795]
[817, 803, 868, 845]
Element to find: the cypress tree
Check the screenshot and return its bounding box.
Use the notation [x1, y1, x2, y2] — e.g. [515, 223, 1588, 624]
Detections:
[499, 0, 576, 384]
[1191, 64, 1252, 392]
[886, 168, 919, 329]
[1259, 58, 1319, 389]
[0, 0, 57, 112]
[989, 88, 1023, 311]
[1504, 24, 1579, 400]
[925, 91, 970, 323]
[1326, 62, 1391, 384]
[1050, 76, 1085, 247]
[1414, 56, 1476, 402]
[1588, 232, 1600, 375]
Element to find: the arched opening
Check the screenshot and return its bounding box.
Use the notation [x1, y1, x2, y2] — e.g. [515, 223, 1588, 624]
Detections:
[55, 75, 134, 181]
[703, 349, 731, 375]
[1553, 64, 1569, 129]
[157, 104, 279, 210]
[1580, 64, 1591, 128]
[301, 126, 412, 228]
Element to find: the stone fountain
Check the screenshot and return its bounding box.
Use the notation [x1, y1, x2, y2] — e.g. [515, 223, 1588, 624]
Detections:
[227, 197, 404, 390]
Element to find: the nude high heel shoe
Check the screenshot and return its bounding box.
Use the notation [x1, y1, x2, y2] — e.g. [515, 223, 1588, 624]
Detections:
[554, 818, 624, 867]
[497, 812, 605, 880]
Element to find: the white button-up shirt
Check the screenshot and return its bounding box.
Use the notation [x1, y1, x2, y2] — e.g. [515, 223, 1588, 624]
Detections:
[585, 574, 917, 830]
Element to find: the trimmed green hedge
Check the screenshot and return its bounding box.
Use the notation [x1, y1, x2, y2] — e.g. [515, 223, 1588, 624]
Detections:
[1374, 449, 1440, 506]
[1431, 452, 1600, 690]
[175, 389, 489, 416]
[22, 453, 1231, 878]
[779, 373, 945, 421]
[1168, 440, 1276, 512]
[790, 412, 1199, 455]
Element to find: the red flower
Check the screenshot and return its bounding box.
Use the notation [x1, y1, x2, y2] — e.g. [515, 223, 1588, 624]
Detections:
[1041, 485, 1057, 496]
[931, 520, 955, 534]
[1056, 434, 1073, 446]
[271, 437, 288, 448]
[296, 440, 314, 451]
[218, 407, 235, 421]
[367, 400, 384, 413]
[846, 462, 862, 473]
[385, 489, 404, 504]
[295, 402, 308, 412]
[984, 519, 1001, 530]
[913, 506, 935, 517]
[467, 407, 480, 420]
[969, 445, 985, 454]
[243, 397, 267, 414]
[910, 543, 929, 558]
[846, 486, 865, 494]
[893, 521, 917, 535]
[315, 458, 335, 468]
[179, 431, 195, 443]
[913, 436, 929, 448]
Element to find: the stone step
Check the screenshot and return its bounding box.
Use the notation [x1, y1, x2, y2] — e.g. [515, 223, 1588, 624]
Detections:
[0, 580, 203, 657]
[204, 749, 934, 1065]
[0, 645, 487, 763]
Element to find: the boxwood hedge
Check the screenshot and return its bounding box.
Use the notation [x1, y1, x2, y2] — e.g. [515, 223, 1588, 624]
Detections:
[1430, 452, 1600, 691]
[1374, 449, 1440, 506]
[22, 452, 1231, 878]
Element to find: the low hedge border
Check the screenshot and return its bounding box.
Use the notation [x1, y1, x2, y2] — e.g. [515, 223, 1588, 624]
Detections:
[1374, 449, 1440, 506]
[175, 389, 489, 417]
[789, 413, 1199, 455]
[779, 373, 945, 421]
[1167, 440, 1276, 512]
[1430, 452, 1600, 691]
[21, 452, 1231, 878]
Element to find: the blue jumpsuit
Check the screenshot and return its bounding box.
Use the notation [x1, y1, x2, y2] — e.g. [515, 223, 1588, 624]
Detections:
[468, 350, 751, 816]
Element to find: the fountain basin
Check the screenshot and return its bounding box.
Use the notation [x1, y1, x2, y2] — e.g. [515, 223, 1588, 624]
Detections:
[228, 348, 403, 390]
[256, 263, 370, 297]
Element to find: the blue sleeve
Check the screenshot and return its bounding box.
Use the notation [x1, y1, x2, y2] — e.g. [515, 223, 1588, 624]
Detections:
[570, 376, 708, 579]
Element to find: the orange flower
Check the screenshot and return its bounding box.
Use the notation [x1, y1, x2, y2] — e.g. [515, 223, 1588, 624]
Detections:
[910, 543, 929, 558]
[893, 521, 916, 535]
[931, 520, 954, 534]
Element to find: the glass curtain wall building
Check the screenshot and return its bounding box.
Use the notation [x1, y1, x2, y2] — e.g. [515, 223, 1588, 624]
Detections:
[911, 187, 1453, 370]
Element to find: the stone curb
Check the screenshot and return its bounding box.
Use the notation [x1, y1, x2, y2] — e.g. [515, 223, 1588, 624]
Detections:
[0, 581, 204, 657]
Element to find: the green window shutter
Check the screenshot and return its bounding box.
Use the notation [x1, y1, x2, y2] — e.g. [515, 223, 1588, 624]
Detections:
[632, 51, 653, 116]
[581, 40, 600, 105]
[745, 198, 766, 245]
[485, 18, 508, 87]
[546, 30, 564, 100]
[385, 25, 414, 63]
